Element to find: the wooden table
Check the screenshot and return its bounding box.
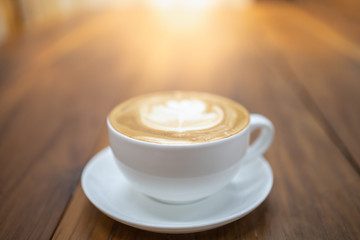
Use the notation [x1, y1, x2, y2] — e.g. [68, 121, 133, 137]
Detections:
[0, 1, 359, 239]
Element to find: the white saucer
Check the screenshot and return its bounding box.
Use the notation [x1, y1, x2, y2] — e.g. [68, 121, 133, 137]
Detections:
[81, 147, 273, 234]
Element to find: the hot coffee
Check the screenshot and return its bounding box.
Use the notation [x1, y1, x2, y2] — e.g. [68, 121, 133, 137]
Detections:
[107, 91, 274, 203]
[109, 91, 249, 144]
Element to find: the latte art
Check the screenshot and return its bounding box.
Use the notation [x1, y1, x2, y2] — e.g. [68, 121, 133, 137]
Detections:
[140, 99, 223, 132]
[109, 91, 249, 144]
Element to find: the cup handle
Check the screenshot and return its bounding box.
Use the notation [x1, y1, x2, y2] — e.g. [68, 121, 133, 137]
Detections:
[243, 114, 274, 163]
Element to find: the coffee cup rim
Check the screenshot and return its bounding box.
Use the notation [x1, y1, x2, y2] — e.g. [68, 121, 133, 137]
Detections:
[107, 117, 250, 149]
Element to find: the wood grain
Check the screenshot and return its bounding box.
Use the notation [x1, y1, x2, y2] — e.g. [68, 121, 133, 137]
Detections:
[52, 128, 114, 240]
[0, 1, 359, 240]
[250, 2, 360, 169]
[0, 13, 135, 239]
[294, 0, 360, 44]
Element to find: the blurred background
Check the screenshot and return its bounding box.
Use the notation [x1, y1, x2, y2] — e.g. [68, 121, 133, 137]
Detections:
[1, 0, 360, 44]
[0, 0, 359, 142]
[2, 0, 254, 43]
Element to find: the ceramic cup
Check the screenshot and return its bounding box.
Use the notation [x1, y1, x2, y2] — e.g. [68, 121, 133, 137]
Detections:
[107, 111, 274, 204]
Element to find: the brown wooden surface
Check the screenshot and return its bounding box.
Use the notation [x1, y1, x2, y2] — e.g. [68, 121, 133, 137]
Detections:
[1, 1, 360, 239]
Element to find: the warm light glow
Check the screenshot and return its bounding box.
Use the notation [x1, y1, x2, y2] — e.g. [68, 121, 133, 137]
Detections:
[109, 0, 255, 89]
[147, 0, 253, 11]
[149, 0, 217, 11]
[142, 0, 254, 33]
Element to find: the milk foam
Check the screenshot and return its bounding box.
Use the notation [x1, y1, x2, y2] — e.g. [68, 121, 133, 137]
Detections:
[140, 99, 223, 132]
[109, 91, 249, 144]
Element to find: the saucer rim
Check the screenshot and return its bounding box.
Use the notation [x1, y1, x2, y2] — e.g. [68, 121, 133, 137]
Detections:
[81, 147, 273, 233]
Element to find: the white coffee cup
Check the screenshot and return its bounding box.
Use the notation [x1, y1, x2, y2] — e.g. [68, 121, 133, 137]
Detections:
[107, 113, 274, 204]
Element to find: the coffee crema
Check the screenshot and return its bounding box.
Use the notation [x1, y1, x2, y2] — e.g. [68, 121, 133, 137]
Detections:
[109, 91, 249, 144]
